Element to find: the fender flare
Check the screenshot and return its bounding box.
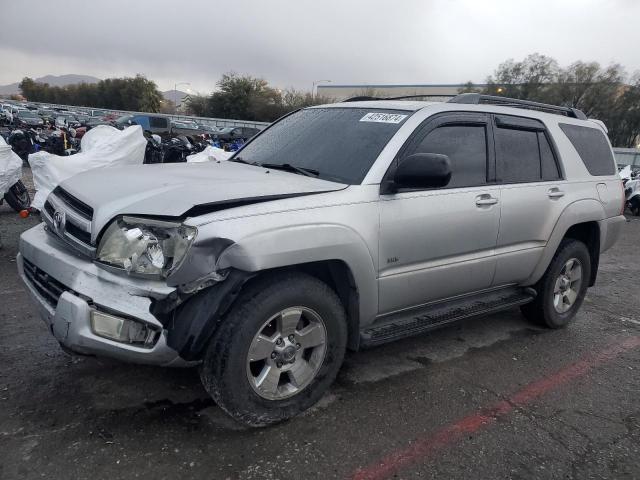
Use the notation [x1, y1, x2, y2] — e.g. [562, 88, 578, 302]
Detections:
[523, 199, 605, 286]
[217, 223, 378, 326]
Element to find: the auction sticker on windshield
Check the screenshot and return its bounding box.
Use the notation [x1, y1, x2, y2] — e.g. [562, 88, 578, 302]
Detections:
[360, 112, 408, 124]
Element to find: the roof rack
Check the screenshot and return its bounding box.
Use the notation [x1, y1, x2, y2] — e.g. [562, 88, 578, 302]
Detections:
[448, 93, 587, 120]
[342, 94, 455, 103]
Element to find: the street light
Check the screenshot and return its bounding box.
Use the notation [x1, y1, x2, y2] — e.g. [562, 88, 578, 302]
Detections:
[312, 79, 331, 101]
[173, 82, 190, 112]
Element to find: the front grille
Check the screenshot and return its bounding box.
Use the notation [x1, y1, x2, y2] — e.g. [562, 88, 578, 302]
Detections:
[42, 188, 96, 257]
[22, 258, 72, 308]
[52, 186, 94, 219]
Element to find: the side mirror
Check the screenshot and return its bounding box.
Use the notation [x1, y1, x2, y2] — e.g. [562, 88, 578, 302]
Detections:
[384, 153, 452, 193]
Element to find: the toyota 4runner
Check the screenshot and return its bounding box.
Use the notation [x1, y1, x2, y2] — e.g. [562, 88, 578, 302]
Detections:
[18, 94, 625, 426]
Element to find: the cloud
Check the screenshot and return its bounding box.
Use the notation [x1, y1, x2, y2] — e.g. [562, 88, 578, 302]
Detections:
[1, 0, 639, 93]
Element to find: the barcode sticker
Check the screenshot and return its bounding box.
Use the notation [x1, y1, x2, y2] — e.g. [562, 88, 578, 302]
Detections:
[360, 112, 407, 124]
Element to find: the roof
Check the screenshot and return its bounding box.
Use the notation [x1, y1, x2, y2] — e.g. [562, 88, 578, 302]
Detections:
[314, 100, 434, 112]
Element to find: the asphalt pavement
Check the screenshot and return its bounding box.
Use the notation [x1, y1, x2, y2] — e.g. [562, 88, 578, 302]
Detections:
[1, 171, 639, 479]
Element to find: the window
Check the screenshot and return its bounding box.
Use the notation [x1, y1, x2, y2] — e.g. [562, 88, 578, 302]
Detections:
[411, 124, 488, 188]
[149, 116, 168, 129]
[495, 127, 540, 183]
[495, 125, 561, 183]
[539, 132, 561, 180]
[559, 123, 616, 176]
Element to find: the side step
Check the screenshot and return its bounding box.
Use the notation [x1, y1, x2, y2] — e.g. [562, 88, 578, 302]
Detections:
[360, 287, 536, 348]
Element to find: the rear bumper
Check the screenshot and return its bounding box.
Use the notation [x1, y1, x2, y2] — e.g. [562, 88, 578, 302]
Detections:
[18, 223, 191, 366]
[599, 214, 626, 253]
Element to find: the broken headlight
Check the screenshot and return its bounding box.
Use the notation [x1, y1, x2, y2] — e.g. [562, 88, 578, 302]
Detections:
[97, 216, 197, 277]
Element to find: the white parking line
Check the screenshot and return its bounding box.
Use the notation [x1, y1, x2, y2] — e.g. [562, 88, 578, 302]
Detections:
[619, 316, 640, 326]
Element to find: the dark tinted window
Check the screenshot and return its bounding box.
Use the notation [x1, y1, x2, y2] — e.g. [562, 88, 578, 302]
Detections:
[412, 124, 487, 188]
[495, 127, 540, 183]
[234, 108, 410, 184]
[539, 132, 561, 180]
[149, 116, 167, 129]
[559, 123, 615, 176]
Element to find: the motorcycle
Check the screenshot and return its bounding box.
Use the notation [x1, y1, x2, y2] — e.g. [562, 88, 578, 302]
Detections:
[620, 166, 640, 216]
[143, 134, 164, 164]
[1, 180, 30, 212]
[162, 136, 195, 163]
[0, 135, 30, 212]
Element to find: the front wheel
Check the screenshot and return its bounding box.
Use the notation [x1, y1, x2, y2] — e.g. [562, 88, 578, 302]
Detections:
[4, 180, 30, 212]
[521, 239, 591, 328]
[200, 272, 347, 427]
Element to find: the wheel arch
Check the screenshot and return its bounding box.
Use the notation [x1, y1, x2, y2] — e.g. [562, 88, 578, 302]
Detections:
[524, 199, 604, 287]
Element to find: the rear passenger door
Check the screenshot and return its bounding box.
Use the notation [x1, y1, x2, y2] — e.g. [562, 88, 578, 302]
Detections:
[492, 114, 569, 286]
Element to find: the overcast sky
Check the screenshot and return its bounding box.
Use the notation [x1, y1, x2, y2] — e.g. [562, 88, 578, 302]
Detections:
[1, 0, 638, 94]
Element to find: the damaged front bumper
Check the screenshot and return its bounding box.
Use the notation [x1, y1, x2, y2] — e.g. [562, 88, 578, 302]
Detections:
[17, 223, 191, 366]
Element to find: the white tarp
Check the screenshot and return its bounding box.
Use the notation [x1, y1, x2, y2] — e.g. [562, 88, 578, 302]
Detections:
[29, 125, 147, 209]
[186, 146, 233, 163]
[0, 135, 22, 196]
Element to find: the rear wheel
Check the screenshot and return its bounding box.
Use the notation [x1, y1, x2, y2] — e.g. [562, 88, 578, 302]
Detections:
[521, 239, 591, 328]
[199, 272, 347, 427]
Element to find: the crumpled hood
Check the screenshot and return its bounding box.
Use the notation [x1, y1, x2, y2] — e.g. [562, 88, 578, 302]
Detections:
[59, 161, 346, 234]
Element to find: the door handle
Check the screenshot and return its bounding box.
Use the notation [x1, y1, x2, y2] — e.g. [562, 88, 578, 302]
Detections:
[547, 188, 565, 199]
[475, 195, 498, 206]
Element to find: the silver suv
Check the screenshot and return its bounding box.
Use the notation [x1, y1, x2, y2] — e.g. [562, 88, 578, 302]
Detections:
[18, 94, 625, 426]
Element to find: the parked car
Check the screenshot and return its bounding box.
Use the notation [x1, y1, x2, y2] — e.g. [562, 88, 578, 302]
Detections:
[115, 114, 208, 137]
[171, 120, 208, 136]
[18, 94, 624, 427]
[14, 109, 44, 128]
[212, 126, 260, 141]
[37, 109, 57, 124]
[55, 114, 81, 129]
[89, 109, 109, 118]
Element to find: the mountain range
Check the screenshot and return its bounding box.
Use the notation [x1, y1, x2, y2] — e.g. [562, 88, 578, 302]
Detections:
[0, 74, 101, 95]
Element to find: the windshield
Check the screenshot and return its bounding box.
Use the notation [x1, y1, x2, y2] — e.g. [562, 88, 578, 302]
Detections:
[233, 107, 410, 184]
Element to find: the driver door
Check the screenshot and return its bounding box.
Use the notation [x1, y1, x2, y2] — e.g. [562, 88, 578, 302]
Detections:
[378, 113, 501, 314]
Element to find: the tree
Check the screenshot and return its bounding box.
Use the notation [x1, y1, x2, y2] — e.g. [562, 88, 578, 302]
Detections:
[187, 73, 334, 122]
[484, 53, 559, 101]
[19, 75, 163, 112]
[458, 81, 481, 94]
[478, 54, 640, 147]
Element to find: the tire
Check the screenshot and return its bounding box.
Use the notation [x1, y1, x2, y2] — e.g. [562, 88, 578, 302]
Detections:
[3, 181, 30, 212]
[200, 272, 347, 427]
[521, 239, 591, 329]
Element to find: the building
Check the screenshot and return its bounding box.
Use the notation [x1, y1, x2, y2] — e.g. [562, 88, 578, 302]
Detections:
[316, 83, 486, 101]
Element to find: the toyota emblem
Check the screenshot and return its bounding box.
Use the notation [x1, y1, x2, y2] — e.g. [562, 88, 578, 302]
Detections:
[53, 211, 65, 231]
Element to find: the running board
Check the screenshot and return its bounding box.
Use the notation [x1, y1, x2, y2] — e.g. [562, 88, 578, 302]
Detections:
[360, 288, 536, 348]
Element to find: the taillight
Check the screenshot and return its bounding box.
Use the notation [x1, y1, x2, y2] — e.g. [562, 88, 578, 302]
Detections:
[620, 180, 626, 215]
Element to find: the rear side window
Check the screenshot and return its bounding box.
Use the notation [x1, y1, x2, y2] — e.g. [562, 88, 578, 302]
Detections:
[412, 124, 488, 188]
[495, 126, 561, 183]
[149, 116, 167, 129]
[559, 123, 616, 176]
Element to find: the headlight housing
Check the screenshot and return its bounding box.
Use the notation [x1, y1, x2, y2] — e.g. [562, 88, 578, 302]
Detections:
[97, 216, 197, 277]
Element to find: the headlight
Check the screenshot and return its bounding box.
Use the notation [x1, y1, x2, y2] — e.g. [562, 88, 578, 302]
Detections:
[97, 216, 197, 277]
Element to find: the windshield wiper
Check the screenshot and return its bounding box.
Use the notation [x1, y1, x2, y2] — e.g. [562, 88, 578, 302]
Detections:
[259, 163, 319, 177]
[230, 156, 255, 165]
